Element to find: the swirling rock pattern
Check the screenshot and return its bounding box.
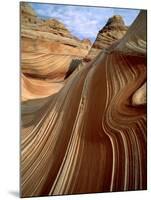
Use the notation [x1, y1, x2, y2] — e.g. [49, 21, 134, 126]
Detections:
[21, 3, 92, 101]
[21, 10, 147, 197]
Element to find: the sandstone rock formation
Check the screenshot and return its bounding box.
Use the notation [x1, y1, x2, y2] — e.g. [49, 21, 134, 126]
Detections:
[21, 10, 147, 198]
[83, 15, 128, 62]
[21, 3, 91, 101]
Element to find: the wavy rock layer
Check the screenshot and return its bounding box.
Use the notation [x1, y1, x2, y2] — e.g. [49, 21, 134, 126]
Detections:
[21, 10, 147, 197]
[21, 3, 91, 101]
[83, 15, 128, 62]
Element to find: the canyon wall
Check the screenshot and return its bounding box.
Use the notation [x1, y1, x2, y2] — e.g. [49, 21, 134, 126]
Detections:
[21, 4, 147, 198]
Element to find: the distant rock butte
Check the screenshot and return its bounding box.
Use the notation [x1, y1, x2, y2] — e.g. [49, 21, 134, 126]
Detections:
[83, 15, 128, 62]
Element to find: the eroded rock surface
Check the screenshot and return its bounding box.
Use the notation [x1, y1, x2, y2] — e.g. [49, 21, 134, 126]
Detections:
[21, 9, 147, 198]
[21, 3, 92, 101]
[83, 15, 128, 62]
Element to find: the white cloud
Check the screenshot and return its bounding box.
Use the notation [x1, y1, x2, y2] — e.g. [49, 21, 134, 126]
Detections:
[30, 3, 139, 42]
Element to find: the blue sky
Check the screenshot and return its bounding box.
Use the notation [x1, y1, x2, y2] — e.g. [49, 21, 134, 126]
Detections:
[30, 3, 140, 42]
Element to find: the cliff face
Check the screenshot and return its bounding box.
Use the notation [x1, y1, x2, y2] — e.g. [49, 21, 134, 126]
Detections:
[83, 15, 128, 62]
[21, 3, 91, 79]
[21, 3, 92, 101]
